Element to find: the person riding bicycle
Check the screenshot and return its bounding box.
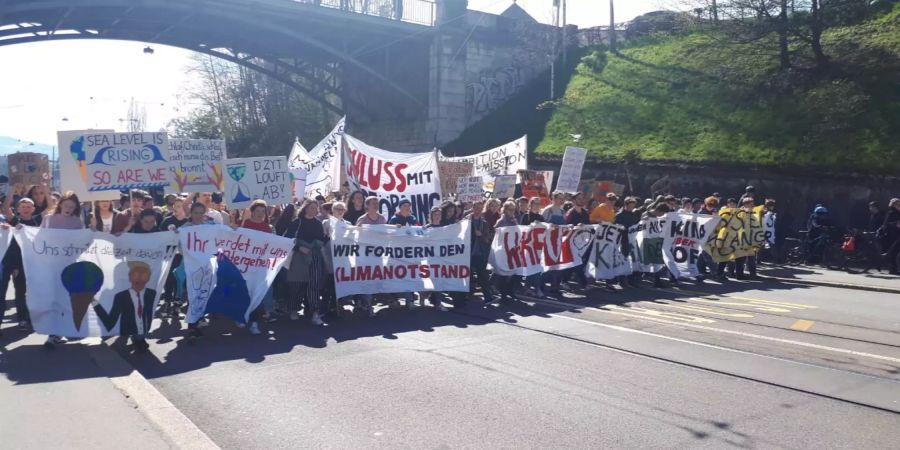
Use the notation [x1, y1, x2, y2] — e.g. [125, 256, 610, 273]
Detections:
[807, 206, 833, 264]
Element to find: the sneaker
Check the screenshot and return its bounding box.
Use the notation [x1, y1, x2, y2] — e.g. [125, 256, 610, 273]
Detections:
[133, 338, 150, 353]
[249, 322, 261, 335]
[197, 318, 210, 328]
[311, 314, 324, 326]
[188, 327, 203, 339]
[43, 335, 64, 349]
[406, 299, 416, 309]
[289, 312, 300, 321]
[368, 308, 377, 318]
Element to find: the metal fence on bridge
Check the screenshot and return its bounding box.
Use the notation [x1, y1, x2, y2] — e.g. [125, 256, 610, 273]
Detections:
[297, 0, 436, 26]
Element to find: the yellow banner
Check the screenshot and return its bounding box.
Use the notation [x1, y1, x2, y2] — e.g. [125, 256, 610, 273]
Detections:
[705, 208, 765, 262]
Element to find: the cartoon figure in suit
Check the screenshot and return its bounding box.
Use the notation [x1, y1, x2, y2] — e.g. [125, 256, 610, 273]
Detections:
[92, 261, 156, 352]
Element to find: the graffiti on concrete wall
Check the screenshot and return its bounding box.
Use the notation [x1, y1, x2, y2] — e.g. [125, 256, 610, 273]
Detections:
[465, 65, 527, 122]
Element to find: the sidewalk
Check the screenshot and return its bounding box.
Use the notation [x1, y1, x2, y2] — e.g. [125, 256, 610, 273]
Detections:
[757, 264, 900, 293]
[0, 327, 200, 450]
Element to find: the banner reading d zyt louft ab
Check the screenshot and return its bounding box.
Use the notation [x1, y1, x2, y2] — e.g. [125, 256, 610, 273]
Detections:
[331, 220, 471, 298]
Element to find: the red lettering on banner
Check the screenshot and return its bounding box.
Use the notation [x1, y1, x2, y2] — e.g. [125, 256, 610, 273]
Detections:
[348, 148, 410, 193]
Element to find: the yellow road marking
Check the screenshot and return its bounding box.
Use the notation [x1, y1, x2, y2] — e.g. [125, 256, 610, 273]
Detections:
[662, 288, 818, 310]
[791, 320, 815, 331]
[603, 305, 716, 324]
[686, 298, 793, 313]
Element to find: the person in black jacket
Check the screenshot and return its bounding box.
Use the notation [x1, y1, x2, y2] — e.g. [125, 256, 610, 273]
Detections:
[0, 198, 42, 331]
[882, 198, 900, 274]
[615, 197, 640, 286]
[92, 261, 156, 352]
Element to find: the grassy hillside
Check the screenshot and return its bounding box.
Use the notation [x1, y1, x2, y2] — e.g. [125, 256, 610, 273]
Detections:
[537, 5, 900, 174]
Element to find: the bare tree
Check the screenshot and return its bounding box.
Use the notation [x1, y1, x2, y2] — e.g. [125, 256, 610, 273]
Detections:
[125, 97, 147, 132]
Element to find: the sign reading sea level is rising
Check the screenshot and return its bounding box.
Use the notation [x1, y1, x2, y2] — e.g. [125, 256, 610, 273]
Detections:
[77, 132, 170, 193]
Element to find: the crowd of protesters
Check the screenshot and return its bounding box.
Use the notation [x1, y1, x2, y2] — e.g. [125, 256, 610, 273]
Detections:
[0, 180, 898, 351]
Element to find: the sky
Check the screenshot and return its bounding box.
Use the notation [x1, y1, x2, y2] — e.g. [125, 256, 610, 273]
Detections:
[0, 0, 666, 147]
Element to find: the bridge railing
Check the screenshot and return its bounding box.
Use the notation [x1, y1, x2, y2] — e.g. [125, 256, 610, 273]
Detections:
[300, 0, 436, 26]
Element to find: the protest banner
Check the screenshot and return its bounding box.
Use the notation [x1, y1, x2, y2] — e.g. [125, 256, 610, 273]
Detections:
[556, 146, 587, 193]
[343, 134, 441, 225]
[764, 211, 776, 247]
[437, 160, 474, 195]
[662, 212, 720, 278]
[15, 227, 178, 337]
[520, 170, 550, 206]
[488, 223, 587, 276]
[585, 222, 631, 280]
[288, 116, 345, 198]
[441, 136, 527, 191]
[7, 152, 50, 187]
[224, 156, 290, 209]
[491, 174, 517, 199]
[78, 131, 170, 197]
[456, 176, 484, 203]
[331, 220, 471, 298]
[57, 129, 115, 200]
[628, 217, 667, 273]
[180, 225, 293, 324]
[705, 208, 765, 263]
[166, 139, 226, 194]
[288, 141, 310, 199]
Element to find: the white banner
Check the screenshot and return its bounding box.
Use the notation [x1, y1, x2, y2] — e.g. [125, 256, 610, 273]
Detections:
[16, 227, 178, 337]
[180, 225, 293, 324]
[289, 117, 345, 198]
[331, 220, 471, 298]
[166, 138, 226, 194]
[441, 136, 527, 192]
[488, 223, 589, 276]
[556, 146, 587, 193]
[343, 134, 441, 225]
[56, 129, 116, 200]
[662, 213, 720, 278]
[224, 156, 291, 209]
[628, 217, 667, 273]
[764, 211, 776, 247]
[456, 176, 484, 203]
[585, 222, 631, 280]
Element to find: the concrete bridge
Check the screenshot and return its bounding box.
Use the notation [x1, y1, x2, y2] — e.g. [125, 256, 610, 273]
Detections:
[0, 0, 562, 150]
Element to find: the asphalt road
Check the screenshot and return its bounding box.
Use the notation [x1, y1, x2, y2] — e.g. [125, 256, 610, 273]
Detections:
[115, 277, 900, 449]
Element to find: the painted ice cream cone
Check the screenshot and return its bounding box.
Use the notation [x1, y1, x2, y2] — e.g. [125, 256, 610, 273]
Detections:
[78, 161, 87, 183]
[60, 261, 104, 332]
[69, 292, 95, 330]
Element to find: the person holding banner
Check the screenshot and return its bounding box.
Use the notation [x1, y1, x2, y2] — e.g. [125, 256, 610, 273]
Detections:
[345, 191, 366, 226]
[356, 196, 387, 226]
[541, 192, 568, 294]
[615, 197, 641, 287]
[489, 201, 520, 304]
[466, 200, 495, 305]
[735, 197, 761, 280]
[25, 185, 49, 216]
[0, 198, 41, 331]
[287, 200, 328, 326]
[35, 192, 85, 348]
[422, 206, 449, 311]
[182, 202, 214, 338]
[385, 199, 422, 309]
[89, 200, 120, 233]
[239, 200, 274, 335]
[520, 197, 546, 297]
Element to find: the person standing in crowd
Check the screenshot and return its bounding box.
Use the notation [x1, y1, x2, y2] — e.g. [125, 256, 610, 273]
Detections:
[388, 199, 418, 227]
[129, 209, 160, 234]
[521, 197, 546, 296]
[565, 193, 591, 289]
[679, 197, 694, 214]
[287, 200, 328, 326]
[483, 198, 501, 245]
[329, 201, 376, 318]
[182, 202, 214, 339]
[423, 206, 449, 311]
[696, 197, 719, 275]
[113, 190, 147, 235]
[868, 201, 886, 233]
[386, 199, 420, 308]
[356, 196, 387, 225]
[466, 200, 495, 304]
[881, 198, 900, 275]
[590, 193, 618, 224]
[38, 192, 85, 349]
[270, 203, 297, 320]
[692, 198, 703, 214]
[515, 197, 529, 224]
[733, 197, 760, 280]
[160, 197, 189, 231]
[238, 200, 274, 335]
[344, 191, 366, 225]
[89, 200, 119, 233]
[614, 197, 640, 287]
[490, 201, 520, 303]
[26, 185, 49, 216]
[541, 192, 567, 294]
[0, 198, 41, 332]
[194, 192, 224, 224]
[158, 197, 188, 321]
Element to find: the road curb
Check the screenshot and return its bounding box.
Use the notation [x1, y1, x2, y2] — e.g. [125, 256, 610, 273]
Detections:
[761, 276, 900, 294]
[83, 338, 220, 450]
